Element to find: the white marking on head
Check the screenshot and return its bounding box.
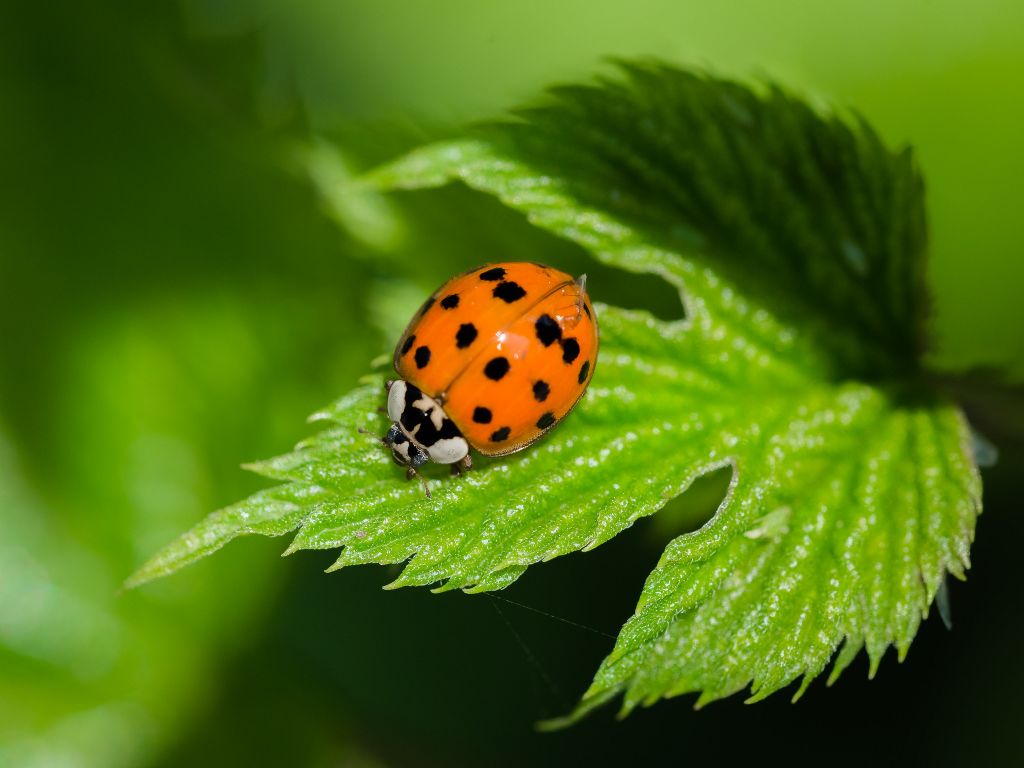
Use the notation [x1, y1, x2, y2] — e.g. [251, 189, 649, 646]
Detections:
[410, 391, 448, 432]
[428, 436, 469, 465]
[387, 380, 407, 422]
[412, 391, 435, 411]
[427, 404, 446, 430]
[391, 439, 412, 462]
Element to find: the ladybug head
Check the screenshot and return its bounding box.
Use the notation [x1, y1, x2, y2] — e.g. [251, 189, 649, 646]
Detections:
[383, 423, 428, 468]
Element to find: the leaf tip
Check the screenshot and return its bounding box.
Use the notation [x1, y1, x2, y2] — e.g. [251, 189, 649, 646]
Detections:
[538, 688, 622, 730]
[867, 650, 885, 680]
[534, 714, 573, 733]
[381, 577, 405, 591]
[790, 674, 815, 703]
[123, 555, 177, 591]
[121, 571, 148, 591]
[693, 691, 715, 710]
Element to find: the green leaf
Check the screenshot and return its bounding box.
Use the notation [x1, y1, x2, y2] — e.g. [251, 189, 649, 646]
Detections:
[130, 65, 981, 720]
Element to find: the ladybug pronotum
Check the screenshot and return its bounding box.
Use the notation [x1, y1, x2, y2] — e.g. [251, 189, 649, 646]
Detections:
[379, 262, 599, 495]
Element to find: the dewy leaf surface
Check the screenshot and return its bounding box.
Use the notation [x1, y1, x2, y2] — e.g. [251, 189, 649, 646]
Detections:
[130, 66, 981, 719]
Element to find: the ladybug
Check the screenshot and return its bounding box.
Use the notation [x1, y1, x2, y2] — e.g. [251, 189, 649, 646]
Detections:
[379, 262, 598, 495]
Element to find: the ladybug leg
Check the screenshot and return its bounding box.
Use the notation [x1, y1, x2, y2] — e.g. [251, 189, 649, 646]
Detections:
[450, 454, 472, 476]
[406, 466, 431, 499]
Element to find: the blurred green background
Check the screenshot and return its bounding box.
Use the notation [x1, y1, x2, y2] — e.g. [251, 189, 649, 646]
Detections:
[2, 1, 1022, 766]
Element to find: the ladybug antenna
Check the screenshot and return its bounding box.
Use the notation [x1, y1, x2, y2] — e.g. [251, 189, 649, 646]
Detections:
[358, 426, 385, 445]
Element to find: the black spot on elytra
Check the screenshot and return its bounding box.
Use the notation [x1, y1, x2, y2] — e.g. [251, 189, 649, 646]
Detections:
[440, 294, 460, 309]
[484, 356, 510, 380]
[400, 335, 415, 355]
[560, 338, 580, 364]
[414, 345, 431, 369]
[455, 323, 477, 349]
[578, 360, 590, 384]
[532, 380, 550, 402]
[417, 297, 435, 316]
[583, 302, 591, 319]
[472, 406, 492, 424]
[493, 281, 526, 303]
[536, 412, 556, 430]
[479, 267, 506, 281]
[490, 426, 511, 442]
[534, 314, 561, 347]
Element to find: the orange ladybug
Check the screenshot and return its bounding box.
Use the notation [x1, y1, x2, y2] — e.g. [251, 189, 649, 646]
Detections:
[381, 263, 598, 494]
